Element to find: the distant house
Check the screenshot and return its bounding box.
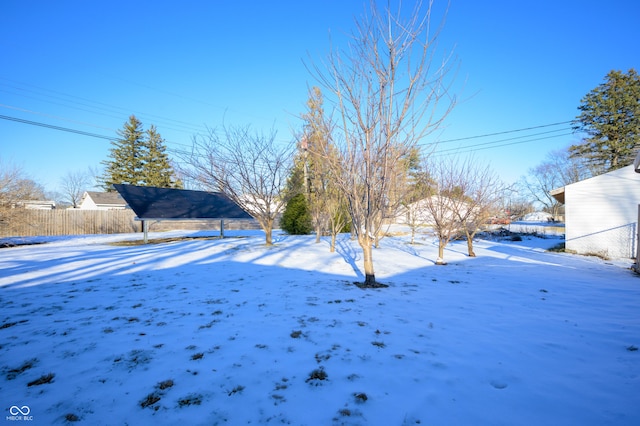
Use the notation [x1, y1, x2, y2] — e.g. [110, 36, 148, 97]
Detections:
[16, 200, 56, 210]
[395, 196, 474, 225]
[550, 164, 640, 259]
[79, 191, 128, 210]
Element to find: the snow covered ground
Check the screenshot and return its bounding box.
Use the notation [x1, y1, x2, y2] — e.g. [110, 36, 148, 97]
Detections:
[1, 229, 639, 425]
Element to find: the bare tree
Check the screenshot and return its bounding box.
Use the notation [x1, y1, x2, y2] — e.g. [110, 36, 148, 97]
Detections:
[0, 160, 25, 207]
[181, 125, 293, 246]
[300, 87, 333, 243]
[60, 169, 91, 208]
[309, 0, 457, 286]
[414, 157, 465, 265]
[520, 148, 590, 218]
[449, 157, 504, 257]
[0, 159, 46, 233]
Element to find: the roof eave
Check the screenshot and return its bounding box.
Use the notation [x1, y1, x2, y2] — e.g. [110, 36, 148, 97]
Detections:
[549, 187, 565, 204]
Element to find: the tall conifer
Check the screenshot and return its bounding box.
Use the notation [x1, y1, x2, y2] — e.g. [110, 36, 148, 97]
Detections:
[143, 125, 181, 188]
[102, 116, 181, 190]
[570, 69, 640, 173]
[102, 115, 145, 191]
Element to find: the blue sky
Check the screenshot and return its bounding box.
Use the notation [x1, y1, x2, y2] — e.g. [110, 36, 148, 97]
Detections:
[1, 0, 639, 195]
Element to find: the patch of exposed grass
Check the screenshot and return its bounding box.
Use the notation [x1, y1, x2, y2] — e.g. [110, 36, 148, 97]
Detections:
[354, 392, 368, 403]
[178, 394, 202, 407]
[140, 392, 161, 409]
[6, 358, 38, 380]
[306, 368, 328, 384]
[315, 352, 331, 363]
[158, 379, 174, 390]
[109, 236, 226, 247]
[140, 379, 175, 410]
[290, 330, 302, 338]
[371, 341, 386, 348]
[198, 320, 219, 330]
[354, 281, 389, 289]
[228, 385, 245, 396]
[64, 413, 80, 422]
[547, 242, 565, 253]
[27, 372, 55, 386]
[191, 353, 204, 361]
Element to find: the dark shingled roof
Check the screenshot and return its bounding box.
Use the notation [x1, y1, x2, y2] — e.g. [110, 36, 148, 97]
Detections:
[113, 184, 253, 220]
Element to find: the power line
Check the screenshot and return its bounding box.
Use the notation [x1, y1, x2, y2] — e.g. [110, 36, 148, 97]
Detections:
[0, 76, 283, 136]
[0, 114, 115, 141]
[0, 86, 208, 136]
[436, 120, 574, 144]
[432, 132, 575, 157]
[0, 103, 116, 132]
[2, 112, 577, 159]
[434, 127, 573, 154]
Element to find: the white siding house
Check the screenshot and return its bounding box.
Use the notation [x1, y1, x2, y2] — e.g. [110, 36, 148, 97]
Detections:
[550, 164, 640, 259]
[79, 191, 128, 210]
[15, 200, 56, 209]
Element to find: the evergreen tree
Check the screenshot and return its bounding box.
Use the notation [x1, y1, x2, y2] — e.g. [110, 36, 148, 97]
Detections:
[569, 69, 640, 173]
[281, 193, 312, 235]
[143, 125, 182, 188]
[102, 115, 181, 190]
[102, 115, 145, 191]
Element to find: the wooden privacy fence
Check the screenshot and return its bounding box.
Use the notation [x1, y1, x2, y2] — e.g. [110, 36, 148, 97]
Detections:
[0, 209, 262, 238]
[0, 209, 141, 237]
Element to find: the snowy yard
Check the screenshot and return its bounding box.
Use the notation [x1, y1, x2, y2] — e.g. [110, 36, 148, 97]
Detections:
[0, 229, 639, 425]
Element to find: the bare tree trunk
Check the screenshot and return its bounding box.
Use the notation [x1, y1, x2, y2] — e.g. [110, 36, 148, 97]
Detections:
[265, 225, 273, 246]
[466, 230, 476, 257]
[257, 217, 274, 246]
[330, 233, 336, 253]
[315, 227, 322, 243]
[436, 240, 446, 265]
[359, 235, 376, 286]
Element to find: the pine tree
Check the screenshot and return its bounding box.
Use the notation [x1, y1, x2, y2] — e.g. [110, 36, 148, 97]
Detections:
[570, 69, 640, 173]
[102, 115, 145, 191]
[143, 125, 181, 188]
[102, 116, 181, 190]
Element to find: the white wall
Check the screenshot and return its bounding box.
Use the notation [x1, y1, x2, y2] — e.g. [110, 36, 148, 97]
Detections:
[79, 196, 99, 210]
[565, 165, 640, 258]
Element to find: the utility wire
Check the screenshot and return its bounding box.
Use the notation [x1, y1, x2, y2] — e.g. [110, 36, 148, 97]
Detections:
[434, 127, 573, 154]
[436, 120, 574, 144]
[0, 114, 115, 141]
[2, 112, 576, 161]
[432, 132, 575, 157]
